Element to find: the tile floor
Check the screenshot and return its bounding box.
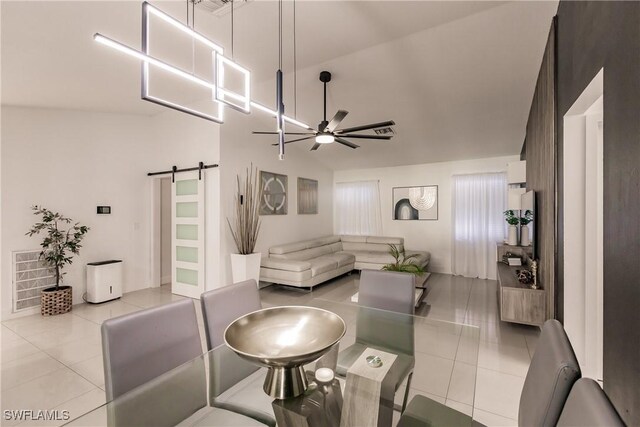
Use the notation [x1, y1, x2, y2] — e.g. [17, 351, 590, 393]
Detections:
[1, 273, 539, 426]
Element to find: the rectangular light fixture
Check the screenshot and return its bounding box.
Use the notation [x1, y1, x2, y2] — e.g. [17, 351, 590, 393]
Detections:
[216, 54, 251, 113]
[142, 2, 223, 123]
[250, 101, 313, 130]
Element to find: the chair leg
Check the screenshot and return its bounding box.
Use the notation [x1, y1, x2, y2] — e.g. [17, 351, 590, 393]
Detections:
[402, 372, 413, 413]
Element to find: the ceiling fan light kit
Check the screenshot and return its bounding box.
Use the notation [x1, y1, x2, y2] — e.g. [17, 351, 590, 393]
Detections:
[315, 134, 335, 144]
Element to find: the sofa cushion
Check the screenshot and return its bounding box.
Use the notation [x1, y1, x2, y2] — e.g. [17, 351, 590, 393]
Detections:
[271, 242, 342, 261]
[260, 258, 311, 272]
[366, 236, 404, 245]
[309, 256, 339, 276]
[269, 236, 340, 255]
[269, 240, 309, 255]
[340, 235, 367, 243]
[326, 252, 356, 268]
[342, 242, 402, 253]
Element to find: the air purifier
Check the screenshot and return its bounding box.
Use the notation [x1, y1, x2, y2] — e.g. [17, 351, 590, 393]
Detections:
[86, 260, 123, 303]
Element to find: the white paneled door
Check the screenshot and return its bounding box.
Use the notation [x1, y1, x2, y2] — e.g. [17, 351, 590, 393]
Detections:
[171, 171, 205, 299]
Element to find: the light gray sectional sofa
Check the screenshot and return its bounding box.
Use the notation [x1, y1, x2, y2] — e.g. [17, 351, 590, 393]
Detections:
[260, 235, 430, 289]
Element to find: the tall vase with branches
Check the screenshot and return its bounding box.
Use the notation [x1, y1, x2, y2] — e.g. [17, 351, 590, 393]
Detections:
[228, 166, 262, 284]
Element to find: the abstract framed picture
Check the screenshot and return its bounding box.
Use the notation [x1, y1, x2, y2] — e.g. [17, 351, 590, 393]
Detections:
[392, 185, 438, 220]
[297, 178, 318, 214]
[260, 171, 288, 215]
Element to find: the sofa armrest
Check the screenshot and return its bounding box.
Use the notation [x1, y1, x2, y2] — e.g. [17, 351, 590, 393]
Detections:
[261, 258, 311, 272]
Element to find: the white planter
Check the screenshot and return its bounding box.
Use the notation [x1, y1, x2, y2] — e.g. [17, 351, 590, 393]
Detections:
[230, 253, 262, 285]
[507, 225, 518, 246]
[521, 225, 530, 247]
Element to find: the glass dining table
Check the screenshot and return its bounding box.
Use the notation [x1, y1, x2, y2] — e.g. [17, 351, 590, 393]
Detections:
[64, 299, 480, 427]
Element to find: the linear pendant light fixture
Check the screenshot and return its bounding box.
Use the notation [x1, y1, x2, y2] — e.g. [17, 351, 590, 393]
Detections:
[93, 1, 311, 135]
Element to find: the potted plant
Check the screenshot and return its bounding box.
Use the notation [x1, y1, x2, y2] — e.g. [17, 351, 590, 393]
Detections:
[519, 209, 533, 246]
[382, 244, 426, 286]
[504, 210, 519, 245]
[228, 166, 262, 285]
[26, 206, 89, 316]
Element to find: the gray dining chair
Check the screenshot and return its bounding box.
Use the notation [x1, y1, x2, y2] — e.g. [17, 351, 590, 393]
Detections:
[101, 299, 264, 427]
[398, 319, 581, 427]
[556, 378, 625, 426]
[337, 269, 416, 418]
[201, 280, 277, 427]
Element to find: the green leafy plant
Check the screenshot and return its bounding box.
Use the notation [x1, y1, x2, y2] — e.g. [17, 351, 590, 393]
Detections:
[504, 210, 520, 226]
[228, 165, 262, 255]
[382, 244, 425, 276]
[26, 206, 89, 290]
[519, 210, 533, 226]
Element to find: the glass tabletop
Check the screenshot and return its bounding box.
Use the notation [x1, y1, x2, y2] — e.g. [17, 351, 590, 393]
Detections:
[65, 298, 479, 427]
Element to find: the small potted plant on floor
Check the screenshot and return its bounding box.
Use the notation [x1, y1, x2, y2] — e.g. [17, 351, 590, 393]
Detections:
[382, 244, 426, 286]
[228, 166, 262, 285]
[26, 206, 89, 316]
[504, 210, 519, 245]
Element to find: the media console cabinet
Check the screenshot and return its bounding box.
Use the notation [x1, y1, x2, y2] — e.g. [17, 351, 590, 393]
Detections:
[496, 243, 546, 327]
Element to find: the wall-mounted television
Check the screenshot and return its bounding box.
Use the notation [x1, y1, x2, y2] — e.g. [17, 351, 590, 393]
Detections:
[521, 190, 535, 259]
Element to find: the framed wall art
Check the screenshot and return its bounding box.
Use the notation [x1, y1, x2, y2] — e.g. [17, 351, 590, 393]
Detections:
[297, 178, 318, 214]
[392, 185, 438, 220]
[260, 171, 288, 215]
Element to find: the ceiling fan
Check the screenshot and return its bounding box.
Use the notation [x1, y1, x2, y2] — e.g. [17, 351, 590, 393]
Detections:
[252, 71, 396, 151]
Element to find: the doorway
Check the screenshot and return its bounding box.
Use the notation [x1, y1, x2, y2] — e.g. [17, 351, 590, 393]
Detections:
[563, 69, 604, 385]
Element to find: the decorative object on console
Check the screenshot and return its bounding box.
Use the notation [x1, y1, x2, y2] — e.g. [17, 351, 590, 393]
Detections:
[504, 210, 519, 245]
[260, 171, 288, 215]
[228, 166, 262, 284]
[253, 71, 396, 151]
[393, 186, 438, 220]
[517, 268, 534, 285]
[297, 177, 318, 214]
[224, 306, 346, 399]
[530, 260, 538, 290]
[520, 209, 533, 246]
[26, 206, 90, 315]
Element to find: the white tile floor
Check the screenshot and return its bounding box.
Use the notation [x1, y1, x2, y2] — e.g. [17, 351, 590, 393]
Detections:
[1, 273, 539, 426]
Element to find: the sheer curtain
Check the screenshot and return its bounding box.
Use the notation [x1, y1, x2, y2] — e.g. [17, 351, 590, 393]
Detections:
[451, 172, 507, 279]
[335, 181, 383, 235]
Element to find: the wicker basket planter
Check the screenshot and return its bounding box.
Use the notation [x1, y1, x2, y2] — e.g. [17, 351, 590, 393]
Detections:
[41, 286, 72, 316]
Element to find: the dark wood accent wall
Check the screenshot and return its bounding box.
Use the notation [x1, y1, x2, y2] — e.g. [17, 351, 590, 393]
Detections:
[524, 21, 556, 320]
[555, 2, 640, 424]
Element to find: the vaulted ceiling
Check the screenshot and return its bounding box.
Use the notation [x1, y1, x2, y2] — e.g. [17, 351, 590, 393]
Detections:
[1, 0, 559, 169]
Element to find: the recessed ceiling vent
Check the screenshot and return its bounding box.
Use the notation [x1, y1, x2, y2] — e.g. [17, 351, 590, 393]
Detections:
[197, 0, 252, 17]
[374, 127, 396, 135]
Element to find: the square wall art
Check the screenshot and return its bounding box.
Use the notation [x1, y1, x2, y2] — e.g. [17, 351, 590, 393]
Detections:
[392, 185, 438, 220]
[260, 171, 288, 215]
[297, 178, 318, 214]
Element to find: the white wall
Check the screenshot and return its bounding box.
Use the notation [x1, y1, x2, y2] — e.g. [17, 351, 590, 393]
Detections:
[334, 155, 518, 274]
[219, 113, 334, 285]
[1, 106, 220, 320]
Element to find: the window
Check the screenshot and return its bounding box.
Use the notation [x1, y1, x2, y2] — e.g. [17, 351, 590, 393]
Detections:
[451, 172, 507, 279]
[334, 181, 382, 235]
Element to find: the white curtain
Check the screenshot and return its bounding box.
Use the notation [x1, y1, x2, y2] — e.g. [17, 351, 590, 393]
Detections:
[451, 172, 507, 279]
[335, 181, 383, 235]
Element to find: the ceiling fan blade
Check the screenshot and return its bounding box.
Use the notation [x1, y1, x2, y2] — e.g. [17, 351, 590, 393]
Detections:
[325, 110, 349, 132]
[335, 137, 360, 149]
[339, 134, 392, 140]
[337, 120, 395, 134]
[310, 142, 321, 151]
[271, 136, 313, 146]
[253, 131, 314, 135]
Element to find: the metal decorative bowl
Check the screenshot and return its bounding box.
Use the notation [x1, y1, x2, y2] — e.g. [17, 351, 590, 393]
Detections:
[224, 306, 346, 399]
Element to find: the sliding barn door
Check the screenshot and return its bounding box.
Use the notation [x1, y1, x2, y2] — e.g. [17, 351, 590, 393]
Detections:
[172, 171, 205, 299]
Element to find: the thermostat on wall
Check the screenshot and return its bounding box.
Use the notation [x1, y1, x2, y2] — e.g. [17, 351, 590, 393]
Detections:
[97, 206, 111, 215]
